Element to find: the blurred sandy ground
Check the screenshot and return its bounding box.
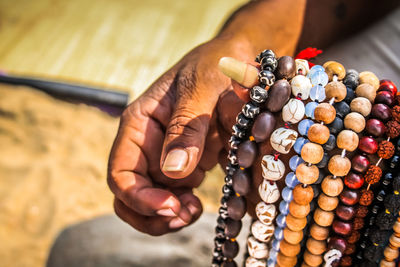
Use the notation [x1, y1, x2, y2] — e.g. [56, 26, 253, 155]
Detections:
[0, 0, 247, 266]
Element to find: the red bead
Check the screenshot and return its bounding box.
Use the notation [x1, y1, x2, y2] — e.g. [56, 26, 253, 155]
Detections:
[344, 243, 356, 255]
[328, 236, 347, 253]
[375, 90, 395, 106]
[336, 205, 356, 221]
[358, 136, 378, 154]
[371, 103, 392, 121]
[355, 205, 368, 218]
[333, 220, 352, 236]
[347, 231, 360, 244]
[366, 119, 386, 137]
[379, 79, 397, 96]
[340, 189, 360, 206]
[345, 172, 364, 189]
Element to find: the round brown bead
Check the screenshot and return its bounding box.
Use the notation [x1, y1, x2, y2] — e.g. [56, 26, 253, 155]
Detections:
[314, 208, 334, 227]
[314, 103, 336, 124]
[350, 97, 372, 116]
[317, 193, 339, 211]
[359, 189, 374, 206]
[296, 163, 319, 184]
[377, 140, 396, 159]
[310, 224, 329, 241]
[321, 175, 344, 197]
[337, 129, 359, 152]
[303, 250, 323, 267]
[355, 83, 376, 102]
[359, 71, 380, 90]
[344, 112, 366, 133]
[277, 252, 297, 267]
[307, 124, 330, 144]
[306, 238, 327, 255]
[365, 165, 382, 185]
[384, 246, 399, 261]
[323, 61, 346, 81]
[283, 228, 303, 245]
[289, 201, 310, 218]
[328, 155, 351, 177]
[301, 142, 324, 164]
[279, 239, 301, 257]
[293, 184, 314, 205]
[286, 213, 307, 232]
[276, 56, 296, 80]
[325, 81, 347, 102]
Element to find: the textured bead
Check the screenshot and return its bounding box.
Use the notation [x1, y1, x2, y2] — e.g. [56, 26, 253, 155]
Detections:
[328, 155, 351, 177]
[323, 61, 346, 80]
[298, 119, 314, 136]
[265, 79, 291, 112]
[309, 71, 329, 87]
[344, 112, 365, 133]
[371, 103, 392, 121]
[355, 205, 368, 218]
[355, 83, 376, 102]
[291, 75, 312, 100]
[344, 172, 364, 189]
[283, 228, 303, 244]
[339, 189, 360, 206]
[289, 201, 310, 218]
[306, 238, 326, 255]
[310, 224, 329, 241]
[323, 135, 336, 151]
[314, 103, 336, 124]
[350, 97, 372, 116]
[261, 155, 285, 181]
[325, 81, 347, 102]
[327, 117, 343, 135]
[247, 236, 269, 259]
[285, 172, 300, 189]
[296, 163, 319, 184]
[279, 239, 301, 257]
[293, 184, 314, 205]
[351, 154, 370, 173]
[392, 105, 400, 122]
[252, 112, 276, 143]
[377, 140, 395, 159]
[365, 165, 382, 185]
[258, 180, 280, 204]
[232, 169, 250, 196]
[270, 128, 298, 154]
[332, 220, 352, 236]
[227, 196, 246, 220]
[289, 155, 304, 171]
[386, 120, 400, 138]
[336, 205, 355, 221]
[246, 256, 267, 266]
[318, 193, 339, 211]
[293, 137, 309, 154]
[321, 176, 343, 197]
[307, 124, 329, 145]
[282, 98, 305, 123]
[309, 85, 326, 102]
[336, 129, 359, 151]
[359, 71, 380, 90]
[251, 220, 274, 242]
[237, 140, 257, 168]
[359, 136, 378, 154]
[295, 59, 310, 76]
[255, 202, 276, 225]
[376, 90, 395, 106]
[334, 101, 351, 119]
[305, 101, 318, 119]
[301, 142, 324, 164]
[314, 208, 334, 226]
[286, 213, 307, 231]
[276, 56, 296, 80]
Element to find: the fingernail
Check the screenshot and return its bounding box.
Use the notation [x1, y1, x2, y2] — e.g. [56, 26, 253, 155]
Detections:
[186, 202, 199, 216]
[218, 57, 259, 88]
[169, 217, 188, 229]
[156, 208, 176, 217]
[162, 149, 188, 172]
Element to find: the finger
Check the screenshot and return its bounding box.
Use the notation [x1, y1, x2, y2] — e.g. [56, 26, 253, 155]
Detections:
[178, 192, 203, 223]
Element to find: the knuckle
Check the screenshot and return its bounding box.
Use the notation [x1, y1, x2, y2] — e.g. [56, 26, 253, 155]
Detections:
[167, 112, 205, 140]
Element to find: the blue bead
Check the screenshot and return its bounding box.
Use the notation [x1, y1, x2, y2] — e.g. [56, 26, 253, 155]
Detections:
[309, 65, 325, 74]
[310, 85, 326, 102]
[274, 227, 284, 240]
[293, 137, 309, 154]
[272, 239, 280, 251]
[289, 155, 304, 171]
[305, 101, 319, 119]
[279, 200, 290, 215]
[298, 119, 314, 136]
[309, 71, 328, 86]
[285, 172, 300, 188]
[282, 187, 293, 202]
[267, 258, 277, 267]
[269, 249, 279, 260]
[276, 214, 286, 228]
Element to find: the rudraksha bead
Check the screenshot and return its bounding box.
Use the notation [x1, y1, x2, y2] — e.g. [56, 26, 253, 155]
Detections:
[386, 120, 400, 139]
[359, 189, 374, 206]
[377, 140, 396, 159]
[364, 165, 382, 184]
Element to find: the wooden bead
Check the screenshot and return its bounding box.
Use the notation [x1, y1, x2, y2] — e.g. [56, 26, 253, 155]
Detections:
[328, 155, 351, 177]
[276, 56, 296, 80]
[350, 97, 372, 116]
[301, 264, 312, 267]
[277, 252, 297, 267]
[295, 163, 319, 184]
[307, 124, 330, 144]
[325, 81, 347, 102]
[293, 184, 313, 205]
[289, 201, 310, 218]
[313, 208, 334, 227]
[393, 220, 400, 234]
[283, 228, 303, 244]
[314, 103, 336, 124]
[389, 235, 400, 247]
[321, 175, 343, 196]
[383, 246, 399, 261]
[355, 83, 376, 102]
[344, 112, 366, 133]
[310, 224, 329, 241]
[337, 129, 359, 151]
[279, 239, 301, 257]
[317, 193, 339, 211]
[306, 238, 327, 255]
[301, 142, 324, 164]
[380, 259, 396, 267]
[359, 71, 379, 90]
[303, 250, 323, 267]
[323, 61, 346, 81]
[286, 213, 307, 231]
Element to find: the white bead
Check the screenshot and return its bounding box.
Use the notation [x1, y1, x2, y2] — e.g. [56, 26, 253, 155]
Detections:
[270, 128, 298, 154]
[282, 98, 305, 123]
[251, 220, 275, 243]
[295, 59, 310, 76]
[247, 236, 269, 259]
[291, 75, 312, 100]
[258, 180, 280, 204]
[261, 155, 285, 181]
[256, 202, 277, 225]
[246, 256, 267, 267]
[324, 249, 342, 267]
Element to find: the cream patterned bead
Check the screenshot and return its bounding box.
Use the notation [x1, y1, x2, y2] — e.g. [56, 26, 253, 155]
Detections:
[270, 128, 298, 154]
[246, 256, 267, 267]
[282, 98, 305, 123]
[256, 202, 277, 225]
[295, 59, 309, 76]
[261, 155, 285, 181]
[247, 236, 270, 259]
[251, 220, 275, 242]
[258, 180, 280, 204]
[324, 249, 342, 267]
[291, 75, 312, 100]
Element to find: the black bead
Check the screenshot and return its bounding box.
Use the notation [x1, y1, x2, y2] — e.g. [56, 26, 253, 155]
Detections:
[389, 155, 400, 169]
[228, 136, 241, 150]
[343, 69, 359, 89]
[236, 113, 251, 129]
[323, 134, 336, 151]
[232, 124, 246, 139]
[241, 102, 260, 119]
[327, 117, 343, 135]
[363, 245, 383, 262]
[256, 49, 276, 63]
[396, 138, 400, 152]
[392, 175, 400, 191]
[334, 101, 350, 119]
[312, 184, 320, 199]
[376, 190, 386, 203]
[258, 70, 275, 87]
[376, 211, 396, 230]
[315, 170, 325, 184]
[317, 153, 329, 168]
[250, 85, 269, 104]
[344, 86, 356, 103]
[369, 229, 389, 244]
[384, 194, 400, 213]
